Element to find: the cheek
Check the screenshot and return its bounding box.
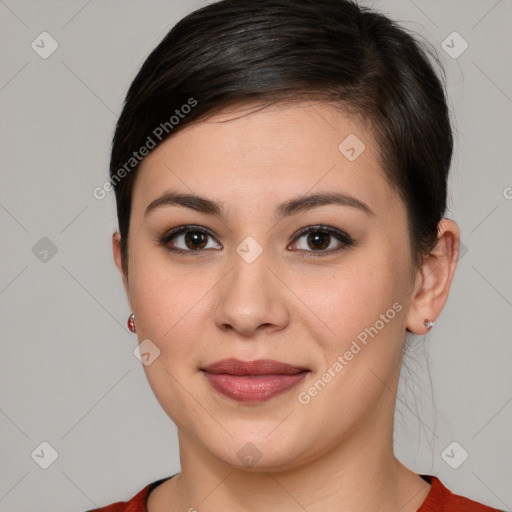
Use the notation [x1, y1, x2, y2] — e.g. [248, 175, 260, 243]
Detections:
[291, 259, 407, 428]
[127, 245, 203, 356]
[128, 255, 213, 421]
[298, 247, 407, 349]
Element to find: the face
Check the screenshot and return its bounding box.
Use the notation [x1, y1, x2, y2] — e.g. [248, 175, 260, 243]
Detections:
[117, 102, 419, 471]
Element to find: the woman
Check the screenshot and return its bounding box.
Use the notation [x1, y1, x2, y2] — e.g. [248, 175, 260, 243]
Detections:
[91, 0, 502, 510]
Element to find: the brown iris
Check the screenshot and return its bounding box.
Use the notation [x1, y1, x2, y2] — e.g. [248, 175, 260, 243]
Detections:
[307, 232, 330, 250]
[185, 231, 208, 250]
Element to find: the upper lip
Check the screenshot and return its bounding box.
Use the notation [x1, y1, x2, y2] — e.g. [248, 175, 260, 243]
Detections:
[201, 358, 308, 375]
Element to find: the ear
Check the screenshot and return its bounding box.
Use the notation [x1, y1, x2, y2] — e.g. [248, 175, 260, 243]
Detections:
[112, 231, 131, 306]
[405, 219, 460, 335]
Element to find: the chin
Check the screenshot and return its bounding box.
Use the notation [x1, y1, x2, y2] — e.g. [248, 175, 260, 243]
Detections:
[202, 427, 309, 472]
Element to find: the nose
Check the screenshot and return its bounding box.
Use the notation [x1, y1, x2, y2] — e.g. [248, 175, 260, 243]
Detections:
[213, 246, 290, 338]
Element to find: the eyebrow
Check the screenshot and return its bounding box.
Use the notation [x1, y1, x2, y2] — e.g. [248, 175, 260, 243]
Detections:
[145, 190, 374, 219]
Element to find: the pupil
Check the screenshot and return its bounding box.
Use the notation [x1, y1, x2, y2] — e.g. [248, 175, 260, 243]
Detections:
[308, 232, 329, 250]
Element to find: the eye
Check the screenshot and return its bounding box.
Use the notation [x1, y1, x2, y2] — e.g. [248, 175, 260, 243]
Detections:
[288, 225, 354, 256]
[158, 224, 354, 256]
[158, 225, 221, 253]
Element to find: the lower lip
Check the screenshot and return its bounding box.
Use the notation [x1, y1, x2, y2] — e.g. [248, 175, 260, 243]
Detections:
[202, 372, 308, 402]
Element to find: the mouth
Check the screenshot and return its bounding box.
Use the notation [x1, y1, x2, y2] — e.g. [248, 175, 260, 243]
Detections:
[200, 358, 310, 403]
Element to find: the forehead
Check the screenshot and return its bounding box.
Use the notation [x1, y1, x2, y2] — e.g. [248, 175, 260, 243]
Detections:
[132, 101, 398, 218]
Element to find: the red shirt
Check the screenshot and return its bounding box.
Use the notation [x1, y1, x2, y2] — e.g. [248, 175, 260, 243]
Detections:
[88, 474, 504, 511]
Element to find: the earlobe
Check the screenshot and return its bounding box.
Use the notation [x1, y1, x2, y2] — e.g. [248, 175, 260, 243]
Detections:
[405, 219, 460, 335]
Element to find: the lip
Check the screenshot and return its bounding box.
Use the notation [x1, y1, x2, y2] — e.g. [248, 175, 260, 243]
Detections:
[201, 358, 310, 402]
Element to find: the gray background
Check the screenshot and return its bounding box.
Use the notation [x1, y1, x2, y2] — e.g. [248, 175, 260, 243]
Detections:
[0, 0, 511, 510]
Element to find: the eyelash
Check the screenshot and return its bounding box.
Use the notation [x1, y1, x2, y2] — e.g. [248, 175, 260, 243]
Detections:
[157, 224, 354, 258]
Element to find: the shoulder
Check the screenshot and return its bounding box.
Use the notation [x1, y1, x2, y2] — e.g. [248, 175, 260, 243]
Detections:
[85, 476, 173, 512]
[419, 475, 505, 512]
[85, 484, 150, 512]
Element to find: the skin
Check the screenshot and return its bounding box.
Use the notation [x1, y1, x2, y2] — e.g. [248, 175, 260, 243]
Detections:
[112, 101, 460, 512]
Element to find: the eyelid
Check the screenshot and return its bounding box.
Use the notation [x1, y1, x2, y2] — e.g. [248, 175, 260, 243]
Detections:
[160, 224, 217, 241]
[290, 224, 353, 245]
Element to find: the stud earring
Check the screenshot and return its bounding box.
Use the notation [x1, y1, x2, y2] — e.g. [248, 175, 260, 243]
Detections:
[127, 313, 136, 333]
[424, 319, 434, 330]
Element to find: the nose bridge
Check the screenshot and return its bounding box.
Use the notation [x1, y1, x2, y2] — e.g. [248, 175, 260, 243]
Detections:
[228, 236, 274, 308]
[213, 235, 288, 335]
